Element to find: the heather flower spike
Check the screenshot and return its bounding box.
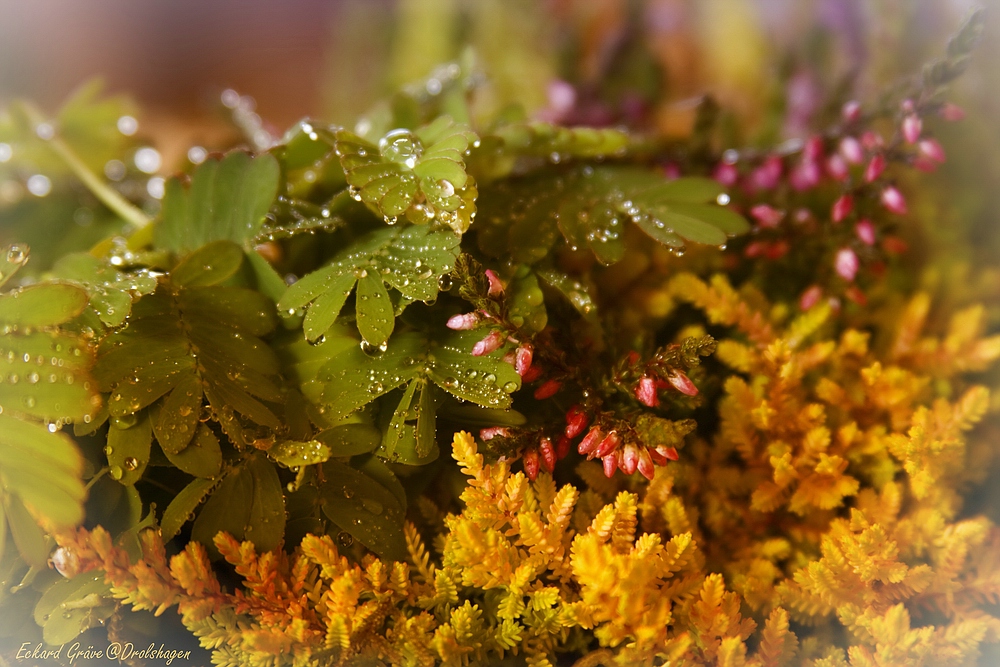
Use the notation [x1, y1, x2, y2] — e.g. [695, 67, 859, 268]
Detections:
[668, 370, 699, 396]
[472, 329, 505, 356]
[564, 405, 589, 438]
[577, 426, 604, 456]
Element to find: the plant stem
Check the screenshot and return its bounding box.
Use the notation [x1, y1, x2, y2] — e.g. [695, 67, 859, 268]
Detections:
[19, 101, 152, 230]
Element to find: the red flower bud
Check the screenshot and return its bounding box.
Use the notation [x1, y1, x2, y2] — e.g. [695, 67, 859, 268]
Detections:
[804, 136, 824, 162]
[621, 443, 639, 475]
[749, 156, 782, 191]
[881, 186, 908, 215]
[635, 376, 659, 407]
[826, 154, 849, 181]
[855, 220, 876, 246]
[832, 194, 853, 223]
[861, 131, 884, 150]
[842, 100, 861, 122]
[764, 241, 790, 261]
[533, 379, 561, 400]
[524, 448, 540, 480]
[839, 136, 864, 164]
[637, 447, 655, 480]
[789, 161, 821, 191]
[845, 285, 868, 306]
[750, 204, 784, 228]
[480, 427, 510, 441]
[713, 162, 739, 187]
[564, 405, 589, 439]
[594, 431, 621, 458]
[656, 445, 680, 461]
[515, 344, 533, 377]
[882, 236, 908, 254]
[800, 285, 823, 311]
[912, 156, 938, 173]
[668, 371, 699, 396]
[578, 427, 604, 456]
[835, 248, 859, 282]
[539, 437, 556, 473]
[555, 435, 572, 460]
[602, 452, 619, 478]
[864, 154, 886, 183]
[902, 114, 922, 144]
[940, 102, 965, 121]
[521, 366, 542, 383]
[485, 269, 504, 297]
[918, 138, 946, 164]
[447, 312, 479, 330]
[472, 329, 505, 356]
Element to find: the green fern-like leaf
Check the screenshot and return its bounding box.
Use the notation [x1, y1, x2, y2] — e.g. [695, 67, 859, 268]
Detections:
[51, 253, 157, 327]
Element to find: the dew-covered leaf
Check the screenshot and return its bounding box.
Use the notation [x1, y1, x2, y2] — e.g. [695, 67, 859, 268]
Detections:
[191, 454, 285, 558]
[49, 253, 157, 327]
[278, 225, 459, 342]
[0, 330, 99, 423]
[4, 493, 50, 568]
[316, 423, 382, 458]
[154, 372, 202, 455]
[161, 476, 219, 541]
[106, 412, 151, 486]
[156, 151, 281, 253]
[0, 414, 85, 528]
[319, 459, 406, 561]
[536, 267, 598, 321]
[270, 439, 331, 468]
[33, 571, 113, 646]
[428, 330, 521, 408]
[161, 424, 222, 479]
[169, 240, 245, 287]
[0, 283, 89, 328]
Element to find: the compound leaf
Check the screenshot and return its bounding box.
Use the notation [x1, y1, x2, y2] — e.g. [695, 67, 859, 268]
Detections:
[318, 459, 406, 561]
[161, 476, 219, 541]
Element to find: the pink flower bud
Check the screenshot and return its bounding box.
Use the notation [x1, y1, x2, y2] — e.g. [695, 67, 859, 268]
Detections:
[533, 379, 561, 400]
[855, 220, 876, 246]
[765, 241, 790, 260]
[835, 248, 859, 281]
[668, 371, 699, 396]
[749, 156, 783, 191]
[826, 154, 849, 181]
[912, 156, 938, 173]
[839, 136, 864, 164]
[578, 427, 604, 456]
[602, 452, 619, 478]
[860, 131, 884, 150]
[713, 162, 739, 187]
[662, 162, 682, 180]
[514, 344, 533, 377]
[750, 204, 784, 228]
[594, 431, 621, 458]
[564, 405, 589, 439]
[556, 435, 571, 460]
[918, 138, 946, 164]
[656, 445, 680, 461]
[842, 100, 862, 123]
[485, 269, 504, 297]
[790, 161, 821, 191]
[524, 448, 540, 480]
[480, 427, 510, 441]
[621, 444, 639, 475]
[901, 99, 915, 114]
[744, 241, 767, 258]
[472, 329, 505, 356]
[800, 285, 823, 311]
[845, 286, 868, 306]
[804, 136, 824, 161]
[832, 194, 853, 223]
[447, 312, 479, 330]
[881, 186, 908, 215]
[940, 102, 965, 121]
[635, 376, 659, 407]
[882, 236, 908, 254]
[864, 154, 886, 183]
[637, 448, 655, 480]
[902, 114, 922, 144]
[539, 437, 556, 473]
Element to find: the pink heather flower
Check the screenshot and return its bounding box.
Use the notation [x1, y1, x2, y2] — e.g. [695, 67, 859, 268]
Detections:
[912, 156, 938, 173]
[839, 136, 864, 164]
[832, 194, 853, 223]
[826, 154, 849, 181]
[749, 156, 783, 191]
[800, 285, 823, 311]
[919, 138, 946, 164]
[835, 248, 859, 281]
[539, 437, 556, 473]
[901, 99, 915, 114]
[546, 80, 577, 117]
[803, 136, 824, 162]
[713, 162, 739, 187]
[881, 186, 908, 215]
[578, 427, 604, 456]
[902, 114, 922, 144]
[744, 241, 767, 258]
[594, 431, 621, 458]
[533, 379, 561, 400]
[446, 312, 480, 330]
[656, 445, 680, 461]
[515, 344, 533, 377]
[842, 100, 862, 122]
[662, 162, 682, 180]
[621, 443, 639, 475]
[790, 161, 822, 191]
[882, 236, 908, 254]
[521, 366, 542, 383]
[555, 435, 571, 460]
[855, 220, 877, 245]
[668, 370, 699, 396]
[480, 427, 510, 441]
[523, 447, 540, 480]
[750, 204, 784, 228]
[845, 286, 868, 306]
[635, 376, 659, 407]
[564, 405, 589, 439]
[940, 103, 965, 121]
[602, 452, 619, 478]
[861, 131, 884, 150]
[485, 269, 504, 297]
[472, 329, 505, 356]
[864, 154, 886, 183]
[637, 448, 655, 480]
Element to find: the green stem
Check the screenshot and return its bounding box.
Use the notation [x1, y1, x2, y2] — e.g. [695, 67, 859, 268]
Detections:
[18, 101, 151, 230]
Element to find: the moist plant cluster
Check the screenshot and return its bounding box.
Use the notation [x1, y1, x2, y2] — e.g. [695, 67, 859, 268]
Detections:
[0, 10, 999, 667]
